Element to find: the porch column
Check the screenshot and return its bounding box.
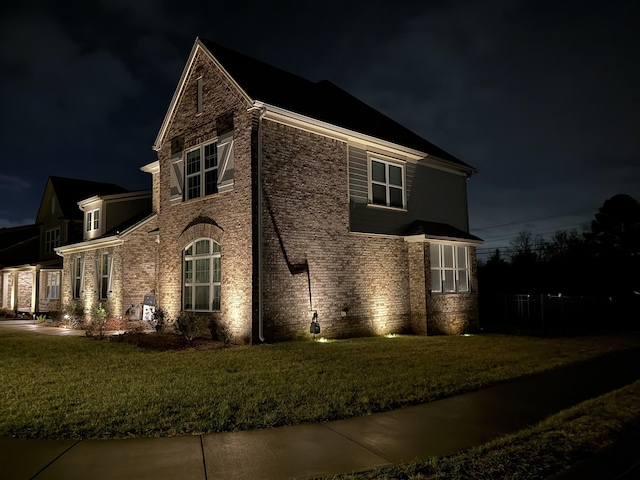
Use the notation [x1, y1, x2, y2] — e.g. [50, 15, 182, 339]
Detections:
[407, 242, 429, 335]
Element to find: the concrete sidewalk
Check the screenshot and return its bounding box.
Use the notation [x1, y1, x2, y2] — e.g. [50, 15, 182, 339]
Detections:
[1, 340, 639, 480]
[0, 320, 85, 336]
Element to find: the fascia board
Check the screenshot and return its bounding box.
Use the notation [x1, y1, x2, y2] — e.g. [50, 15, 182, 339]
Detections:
[256, 101, 475, 175]
[140, 160, 160, 174]
[404, 234, 483, 246]
[55, 236, 124, 255]
[153, 39, 253, 152]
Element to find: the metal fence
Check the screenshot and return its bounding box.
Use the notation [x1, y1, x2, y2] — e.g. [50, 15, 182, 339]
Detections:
[479, 294, 613, 334]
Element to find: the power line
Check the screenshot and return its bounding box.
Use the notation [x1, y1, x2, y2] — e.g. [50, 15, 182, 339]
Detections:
[470, 208, 596, 231]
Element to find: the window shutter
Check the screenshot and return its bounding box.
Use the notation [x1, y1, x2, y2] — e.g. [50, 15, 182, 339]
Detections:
[169, 158, 184, 205]
[107, 255, 114, 293]
[79, 257, 85, 295]
[94, 256, 100, 294]
[217, 132, 234, 193]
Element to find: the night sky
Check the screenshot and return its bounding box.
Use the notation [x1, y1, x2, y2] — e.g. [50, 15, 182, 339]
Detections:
[1, 1, 639, 257]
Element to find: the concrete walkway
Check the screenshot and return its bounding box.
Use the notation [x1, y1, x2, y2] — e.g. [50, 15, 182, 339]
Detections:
[1, 325, 639, 479]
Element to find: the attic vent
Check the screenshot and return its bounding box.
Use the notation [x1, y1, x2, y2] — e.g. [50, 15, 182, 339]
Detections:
[216, 112, 234, 136]
[171, 136, 184, 155]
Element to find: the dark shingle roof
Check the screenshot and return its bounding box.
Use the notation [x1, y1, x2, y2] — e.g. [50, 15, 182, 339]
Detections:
[49, 177, 129, 220]
[405, 220, 483, 242]
[0, 224, 40, 267]
[199, 39, 474, 170]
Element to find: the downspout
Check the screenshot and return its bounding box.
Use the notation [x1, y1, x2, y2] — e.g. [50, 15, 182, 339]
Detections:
[257, 106, 267, 342]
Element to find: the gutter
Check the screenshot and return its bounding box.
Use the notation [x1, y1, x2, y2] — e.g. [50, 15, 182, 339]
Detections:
[257, 106, 267, 342]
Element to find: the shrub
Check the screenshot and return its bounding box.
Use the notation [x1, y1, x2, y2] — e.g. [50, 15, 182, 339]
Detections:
[208, 317, 232, 346]
[0, 308, 14, 318]
[86, 303, 108, 339]
[48, 311, 60, 322]
[62, 301, 84, 329]
[175, 311, 203, 342]
[153, 307, 167, 333]
[35, 314, 47, 324]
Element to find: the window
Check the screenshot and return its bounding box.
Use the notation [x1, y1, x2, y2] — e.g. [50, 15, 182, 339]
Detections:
[370, 157, 404, 208]
[45, 228, 61, 253]
[430, 244, 469, 293]
[46, 272, 60, 300]
[86, 209, 100, 232]
[100, 253, 110, 299]
[73, 257, 84, 299]
[183, 239, 221, 311]
[185, 142, 218, 200]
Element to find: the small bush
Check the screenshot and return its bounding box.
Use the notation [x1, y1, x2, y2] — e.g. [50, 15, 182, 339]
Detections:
[0, 308, 14, 318]
[153, 307, 167, 333]
[48, 311, 60, 322]
[208, 317, 232, 346]
[175, 311, 203, 342]
[125, 321, 147, 334]
[35, 314, 47, 324]
[86, 303, 108, 339]
[62, 300, 84, 328]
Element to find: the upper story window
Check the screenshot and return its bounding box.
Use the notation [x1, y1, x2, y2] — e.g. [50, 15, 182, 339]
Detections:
[430, 243, 470, 293]
[185, 142, 218, 200]
[370, 157, 405, 209]
[86, 209, 100, 232]
[45, 228, 61, 253]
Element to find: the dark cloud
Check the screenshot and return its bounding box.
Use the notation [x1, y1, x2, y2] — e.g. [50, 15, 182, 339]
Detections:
[0, 0, 638, 255]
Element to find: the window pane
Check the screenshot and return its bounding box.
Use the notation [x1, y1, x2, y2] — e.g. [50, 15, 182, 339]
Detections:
[430, 244, 441, 268]
[389, 165, 402, 186]
[184, 260, 192, 284]
[212, 257, 221, 283]
[456, 247, 467, 268]
[443, 270, 455, 292]
[204, 143, 217, 169]
[443, 245, 454, 268]
[389, 187, 403, 208]
[195, 259, 209, 283]
[212, 284, 221, 311]
[431, 269, 442, 292]
[458, 270, 469, 292]
[102, 255, 109, 275]
[195, 239, 210, 255]
[212, 242, 221, 253]
[195, 286, 209, 310]
[372, 184, 386, 205]
[205, 169, 218, 196]
[185, 245, 193, 255]
[184, 286, 192, 310]
[187, 176, 200, 199]
[371, 160, 385, 182]
[186, 150, 201, 174]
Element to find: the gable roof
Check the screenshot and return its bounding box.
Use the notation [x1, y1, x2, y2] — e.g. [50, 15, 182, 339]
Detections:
[45, 177, 129, 221]
[405, 220, 483, 243]
[156, 38, 475, 172]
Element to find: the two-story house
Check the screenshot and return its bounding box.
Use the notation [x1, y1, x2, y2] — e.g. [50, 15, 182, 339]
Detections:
[55, 189, 155, 321]
[143, 38, 482, 342]
[0, 177, 133, 315]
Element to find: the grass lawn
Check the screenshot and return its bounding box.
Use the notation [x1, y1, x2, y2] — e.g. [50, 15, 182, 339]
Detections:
[1, 330, 639, 439]
[330, 380, 640, 479]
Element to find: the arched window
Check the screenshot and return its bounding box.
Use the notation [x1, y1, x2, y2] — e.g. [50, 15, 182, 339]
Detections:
[183, 239, 221, 311]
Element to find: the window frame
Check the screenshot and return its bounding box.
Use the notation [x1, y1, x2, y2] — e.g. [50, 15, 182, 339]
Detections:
[73, 257, 84, 299]
[182, 238, 221, 312]
[99, 253, 109, 300]
[368, 155, 406, 209]
[184, 141, 218, 201]
[86, 209, 100, 232]
[45, 271, 60, 300]
[430, 243, 470, 294]
[45, 228, 61, 254]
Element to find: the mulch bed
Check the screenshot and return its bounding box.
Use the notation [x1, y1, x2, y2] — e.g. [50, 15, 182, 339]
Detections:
[108, 332, 228, 351]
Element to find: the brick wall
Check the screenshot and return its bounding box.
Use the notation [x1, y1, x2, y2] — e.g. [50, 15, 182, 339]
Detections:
[17, 271, 33, 313]
[155, 50, 254, 342]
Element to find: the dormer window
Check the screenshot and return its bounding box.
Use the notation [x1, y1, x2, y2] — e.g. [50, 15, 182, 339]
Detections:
[86, 209, 100, 232]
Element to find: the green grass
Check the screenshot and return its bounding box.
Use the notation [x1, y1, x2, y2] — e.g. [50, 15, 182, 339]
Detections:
[1, 330, 639, 439]
[330, 380, 640, 479]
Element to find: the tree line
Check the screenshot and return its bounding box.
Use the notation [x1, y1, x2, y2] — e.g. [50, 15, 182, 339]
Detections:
[479, 194, 640, 305]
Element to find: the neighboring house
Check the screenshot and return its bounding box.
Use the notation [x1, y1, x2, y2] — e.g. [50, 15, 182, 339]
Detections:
[0, 177, 130, 315]
[143, 37, 482, 342]
[55, 190, 155, 321]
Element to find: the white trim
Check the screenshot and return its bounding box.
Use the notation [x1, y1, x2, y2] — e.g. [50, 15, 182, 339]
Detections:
[404, 234, 483, 246]
[56, 236, 123, 255]
[367, 153, 406, 209]
[140, 161, 160, 174]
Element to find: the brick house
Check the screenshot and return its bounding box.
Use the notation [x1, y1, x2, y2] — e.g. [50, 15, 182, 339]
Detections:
[144, 38, 482, 342]
[55, 189, 155, 321]
[0, 177, 131, 315]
